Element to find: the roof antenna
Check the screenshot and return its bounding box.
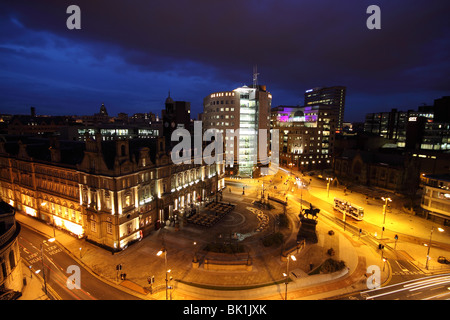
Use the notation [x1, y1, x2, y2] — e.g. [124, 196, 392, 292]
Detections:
[253, 65, 259, 87]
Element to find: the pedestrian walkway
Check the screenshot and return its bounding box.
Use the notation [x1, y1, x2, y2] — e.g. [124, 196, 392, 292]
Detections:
[19, 262, 49, 300]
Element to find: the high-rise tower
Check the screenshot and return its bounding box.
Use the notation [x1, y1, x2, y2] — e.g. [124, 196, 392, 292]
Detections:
[304, 86, 346, 132]
[203, 82, 272, 177]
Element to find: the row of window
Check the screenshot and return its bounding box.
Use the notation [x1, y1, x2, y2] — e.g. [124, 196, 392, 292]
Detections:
[209, 100, 236, 105]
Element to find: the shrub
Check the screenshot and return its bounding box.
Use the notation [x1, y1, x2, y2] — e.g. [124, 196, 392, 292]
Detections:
[320, 258, 346, 274]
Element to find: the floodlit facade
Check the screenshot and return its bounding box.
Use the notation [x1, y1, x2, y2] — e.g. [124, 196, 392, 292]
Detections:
[0, 135, 223, 251]
[271, 104, 337, 170]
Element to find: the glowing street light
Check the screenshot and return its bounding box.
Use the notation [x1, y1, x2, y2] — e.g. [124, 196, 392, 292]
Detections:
[156, 248, 171, 300]
[40, 237, 56, 295]
[284, 254, 297, 300]
[380, 197, 392, 239]
[327, 178, 333, 198]
[425, 226, 444, 270]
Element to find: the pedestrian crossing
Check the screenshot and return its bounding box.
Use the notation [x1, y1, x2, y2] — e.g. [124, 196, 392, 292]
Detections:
[392, 270, 424, 276]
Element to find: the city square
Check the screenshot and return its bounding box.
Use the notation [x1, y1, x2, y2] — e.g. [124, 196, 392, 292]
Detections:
[1, 1, 449, 308]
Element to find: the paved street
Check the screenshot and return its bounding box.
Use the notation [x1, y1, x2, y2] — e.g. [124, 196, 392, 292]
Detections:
[359, 273, 450, 300]
[19, 224, 139, 300]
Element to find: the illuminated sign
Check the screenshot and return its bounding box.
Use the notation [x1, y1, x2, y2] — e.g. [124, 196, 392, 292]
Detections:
[408, 117, 417, 122]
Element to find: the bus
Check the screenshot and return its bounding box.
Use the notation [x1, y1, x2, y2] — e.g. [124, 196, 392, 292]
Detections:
[333, 197, 364, 221]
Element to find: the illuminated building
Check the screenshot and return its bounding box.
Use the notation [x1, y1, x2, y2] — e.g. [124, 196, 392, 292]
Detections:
[202, 84, 272, 177]
[421, 174, 450, 224]
[270, 104, 337, 170]
[304, 86, 346, 132]
[0, 134, 223, 251]
[0, 201, 23, 299]
[364, 102, 450, 151]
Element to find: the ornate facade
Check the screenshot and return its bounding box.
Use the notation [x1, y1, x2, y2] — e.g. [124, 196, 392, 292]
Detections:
[0, 134, 224, 251]
[0, 201, 22, 299]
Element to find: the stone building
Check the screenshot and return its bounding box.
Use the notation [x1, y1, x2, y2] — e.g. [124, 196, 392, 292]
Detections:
[0, 201, 23, 299]
[332, 149, 420, 194]
[270, 104, 337, 171]
[420, 174, 450, 225]
[0, 134, 223, 251]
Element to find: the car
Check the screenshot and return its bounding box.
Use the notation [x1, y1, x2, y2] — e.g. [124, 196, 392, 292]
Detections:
[437, 256, 450, 264]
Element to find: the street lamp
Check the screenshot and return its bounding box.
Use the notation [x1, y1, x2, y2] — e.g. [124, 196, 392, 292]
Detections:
[40, 237, 55, 295]
[327, 178, 333, 198]
[284, 254, 296, 300]
[425, 226, 444, 270]
[157, 248, 170, 300]
[380, 197, 392, 239]
[41, 201, 56, 238]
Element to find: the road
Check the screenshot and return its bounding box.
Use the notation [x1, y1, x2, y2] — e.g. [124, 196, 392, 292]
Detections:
[359, 273, 450, 300]
[256, 169, 450, 300]
[19, 224, 139, 300]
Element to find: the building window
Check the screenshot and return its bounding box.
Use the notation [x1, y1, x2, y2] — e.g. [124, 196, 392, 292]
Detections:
[9, 250, 16, 270]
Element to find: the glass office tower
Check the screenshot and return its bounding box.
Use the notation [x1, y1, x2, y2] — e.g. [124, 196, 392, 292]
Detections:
[203, 84, 272, 177]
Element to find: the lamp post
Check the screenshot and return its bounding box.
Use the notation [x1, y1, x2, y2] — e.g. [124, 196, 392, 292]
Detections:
[41, 201, 56, 238]
[283, 254, 296, 300]
[157, 248, 170, 300]
[327, 178, 333, 198]
[425, 226, 444, 270]
[39, 237, 55, 295]
[380, 197, 392, 239]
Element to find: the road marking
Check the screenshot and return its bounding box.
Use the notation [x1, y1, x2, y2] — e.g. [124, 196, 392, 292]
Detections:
[422, 291, 450, 300]
[395, 260, 409, 272]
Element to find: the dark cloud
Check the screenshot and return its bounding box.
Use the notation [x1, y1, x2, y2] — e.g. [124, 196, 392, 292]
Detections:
[0, 0, 449, 121]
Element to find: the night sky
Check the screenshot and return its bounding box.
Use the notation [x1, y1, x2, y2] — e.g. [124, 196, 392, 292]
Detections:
[0, 0, 449, 122]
